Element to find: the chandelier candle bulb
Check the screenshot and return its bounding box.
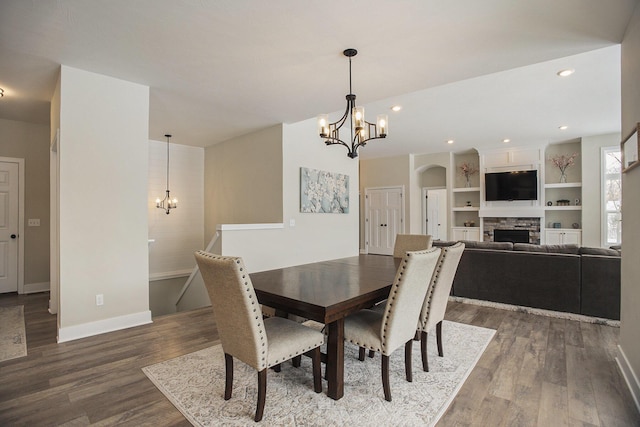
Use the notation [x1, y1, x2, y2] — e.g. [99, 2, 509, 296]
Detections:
[377, 114, 388, 136]
[317, 115, 329, 137]
[352, 106, 365, 130]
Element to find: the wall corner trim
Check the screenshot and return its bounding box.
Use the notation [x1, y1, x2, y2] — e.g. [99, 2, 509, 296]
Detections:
[616, 344, 640, 413]
[57, 310, 152, 343]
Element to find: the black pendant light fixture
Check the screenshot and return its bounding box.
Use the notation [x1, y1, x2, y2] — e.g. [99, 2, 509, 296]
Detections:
[318, 48, 388, 159]
[156, 134, 178, 214]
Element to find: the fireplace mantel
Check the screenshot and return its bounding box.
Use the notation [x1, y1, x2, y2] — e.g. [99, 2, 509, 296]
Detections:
[479, 208, 544, 218]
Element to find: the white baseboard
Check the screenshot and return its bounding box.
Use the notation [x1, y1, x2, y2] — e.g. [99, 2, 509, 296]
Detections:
[616, 345, 640, 413]
[23, 281, 50, 294]
[57, 310, 152, 343]
[359, 248, 368, 254]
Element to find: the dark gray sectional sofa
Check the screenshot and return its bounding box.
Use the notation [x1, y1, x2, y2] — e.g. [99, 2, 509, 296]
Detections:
[433, 240, 621, 320]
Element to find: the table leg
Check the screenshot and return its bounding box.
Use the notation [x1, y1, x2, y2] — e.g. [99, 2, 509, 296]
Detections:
[326, 318, 344, 400]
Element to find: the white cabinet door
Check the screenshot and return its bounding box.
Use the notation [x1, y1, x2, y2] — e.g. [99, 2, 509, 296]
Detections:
[451, 227, 481, 242]
[545, 229, 581, 245]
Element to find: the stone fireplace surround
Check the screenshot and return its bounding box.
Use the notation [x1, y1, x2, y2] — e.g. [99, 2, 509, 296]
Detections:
[483, 217, 541, 244]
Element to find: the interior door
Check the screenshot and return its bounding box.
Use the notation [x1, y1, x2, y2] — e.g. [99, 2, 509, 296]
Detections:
[0, 162, 19, 293]
[426, 188, 447, 241]
[366, 187, 403, 255]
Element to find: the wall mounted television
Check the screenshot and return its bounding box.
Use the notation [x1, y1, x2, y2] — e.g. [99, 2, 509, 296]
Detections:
[485, 170, 538, 201]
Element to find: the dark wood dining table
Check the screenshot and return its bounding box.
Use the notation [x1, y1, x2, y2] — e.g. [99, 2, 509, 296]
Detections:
[250, 254, 399, 400]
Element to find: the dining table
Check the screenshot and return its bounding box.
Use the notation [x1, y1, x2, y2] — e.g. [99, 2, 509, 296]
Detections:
[250, 254, 400, 400]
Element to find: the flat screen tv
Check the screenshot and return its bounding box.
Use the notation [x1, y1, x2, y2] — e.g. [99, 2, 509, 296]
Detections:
[485, 170, 538, 201]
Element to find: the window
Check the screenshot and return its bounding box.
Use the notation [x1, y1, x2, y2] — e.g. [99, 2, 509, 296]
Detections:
[602, 147, 622, 246]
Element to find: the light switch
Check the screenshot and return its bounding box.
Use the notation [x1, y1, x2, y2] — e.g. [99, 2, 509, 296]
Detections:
[28, 219, 40, 226]
[289, 219, 295, 227]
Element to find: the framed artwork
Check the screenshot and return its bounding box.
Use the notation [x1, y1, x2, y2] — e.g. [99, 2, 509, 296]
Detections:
[621, 122, 640, 173]
[300, 167, 349, 213]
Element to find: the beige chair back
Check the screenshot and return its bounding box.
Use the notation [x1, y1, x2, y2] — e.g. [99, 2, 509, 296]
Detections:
[195, 251, 268, 371]
[419, 242, 465, 333]
[380, 247, 441, 354]
[393, 234, 433, 258]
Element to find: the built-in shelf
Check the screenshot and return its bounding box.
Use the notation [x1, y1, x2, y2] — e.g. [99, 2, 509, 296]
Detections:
[452, 206, 480, 211]
[544, 182, 582, 189]
[545, 206, 582, 211]
[452, 187, 481, 192]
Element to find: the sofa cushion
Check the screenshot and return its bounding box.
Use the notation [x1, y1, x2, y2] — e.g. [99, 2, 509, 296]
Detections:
[461, 240, 513, 250]
[513, 243, 580, 254]
[579, 246, 621, 257]
[432, 240, 457, 247]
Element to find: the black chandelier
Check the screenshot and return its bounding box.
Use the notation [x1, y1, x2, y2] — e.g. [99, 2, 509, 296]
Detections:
[155, 134, 178, 214]
[318, 48, 387, 159]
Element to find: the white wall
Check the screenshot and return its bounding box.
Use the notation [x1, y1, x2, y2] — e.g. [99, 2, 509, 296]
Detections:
[57, 66, 150, 341]
[148, 140, 204, 279]
[619, 1, 640, 410]
[580, 133, 620, 247]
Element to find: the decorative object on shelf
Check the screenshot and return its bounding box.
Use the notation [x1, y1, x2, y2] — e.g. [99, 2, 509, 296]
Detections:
[556, 199, 570, 206]
[546, 201, 552, 206]
[466, 201, 472, 207]
[553, 222, 562, 228]
[575, 198, 580, 206]
[156, 134, 178, 215]
[572, 223, 580, 229]
[463, 220, 475, 227]
[318, 49, 387, 159]
[458, 162, 479, 187]
[547, 152, 578, 183]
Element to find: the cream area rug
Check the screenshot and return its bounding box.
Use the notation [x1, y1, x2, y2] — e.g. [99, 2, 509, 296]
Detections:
[0, 305, 27, 362]
[144, 321, 495, 426]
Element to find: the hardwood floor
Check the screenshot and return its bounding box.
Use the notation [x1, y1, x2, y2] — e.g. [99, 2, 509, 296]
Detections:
[1, 292, 638, 426]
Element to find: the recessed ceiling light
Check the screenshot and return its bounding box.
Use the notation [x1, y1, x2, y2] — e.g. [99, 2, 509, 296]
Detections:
[558, 125, 568, 130]
[502, 138, 510, 143]
[391, 105, 402, 112]
[557, 69, 575, 77]
[446, 139, 454, 144]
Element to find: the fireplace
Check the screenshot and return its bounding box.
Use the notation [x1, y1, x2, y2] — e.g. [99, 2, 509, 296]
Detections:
[494, 229, 529, 243]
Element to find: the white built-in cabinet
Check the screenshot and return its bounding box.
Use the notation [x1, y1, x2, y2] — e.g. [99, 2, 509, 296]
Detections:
[450, 151, 481, 242]
[545, 229, 582, 245]
[451, 227, 481, 241]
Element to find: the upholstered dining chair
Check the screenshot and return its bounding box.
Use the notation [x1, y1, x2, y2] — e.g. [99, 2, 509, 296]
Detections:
[417, 242, 465, 372]
[343, 247, 441, 401]
[194, 251, 324, 422]
[393, 234, 433, 258]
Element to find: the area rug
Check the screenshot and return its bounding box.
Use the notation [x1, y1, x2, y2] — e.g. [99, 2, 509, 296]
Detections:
[0, 305, 27, 362]
[143, 320, 495, 426]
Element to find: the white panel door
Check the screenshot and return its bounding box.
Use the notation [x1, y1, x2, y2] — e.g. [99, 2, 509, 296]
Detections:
[426, 189, 447, 241]
[0, 162, 19, 293]
[366, 187, 403, 255]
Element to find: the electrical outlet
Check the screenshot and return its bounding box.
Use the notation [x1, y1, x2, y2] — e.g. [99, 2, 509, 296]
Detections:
[28, 219, 40, 226]
[96, 294, 104, 306]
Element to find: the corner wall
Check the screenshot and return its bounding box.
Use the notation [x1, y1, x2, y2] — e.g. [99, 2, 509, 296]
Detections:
[619, 1, 640, 410]
[57, 66, 150, 341]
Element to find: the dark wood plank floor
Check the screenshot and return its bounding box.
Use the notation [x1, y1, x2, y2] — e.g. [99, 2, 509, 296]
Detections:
[1, 292, 638, 426]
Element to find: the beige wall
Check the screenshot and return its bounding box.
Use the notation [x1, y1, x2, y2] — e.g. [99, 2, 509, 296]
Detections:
[0, 118, 50, 287]
[57, 66, 150, 341]
[620, 1, 640, 408]
[204, 125, 283, 242]
[580, 133, 621, 247]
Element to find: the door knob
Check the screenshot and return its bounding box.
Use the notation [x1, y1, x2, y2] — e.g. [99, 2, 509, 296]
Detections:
[10, 234, 17, 239]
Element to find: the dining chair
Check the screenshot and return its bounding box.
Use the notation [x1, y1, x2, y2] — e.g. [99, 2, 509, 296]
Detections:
[393, 234, 433, 258]
[417, 242, 465, 372]
[194, 251, 324, 422]
[343, 247, 441, 401]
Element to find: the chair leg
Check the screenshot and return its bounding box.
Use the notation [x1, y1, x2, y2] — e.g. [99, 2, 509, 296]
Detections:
[358, 347, 366, 361]
[436, 321, 444, 357]
[405, 339, 413, 382]
[292, 355, 302, 367]
[382, 354, 392, 402]
[368, 350, 375, 358]
[224, 353, 233, 400]
[255, 369, 267, 422]
[421, 331, 429, 372]
[273, 363, 281, 372]
[312, 347, 322, 393]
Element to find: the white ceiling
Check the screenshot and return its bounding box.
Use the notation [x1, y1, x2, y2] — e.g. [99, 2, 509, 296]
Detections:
[0, 0, 636, 158]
